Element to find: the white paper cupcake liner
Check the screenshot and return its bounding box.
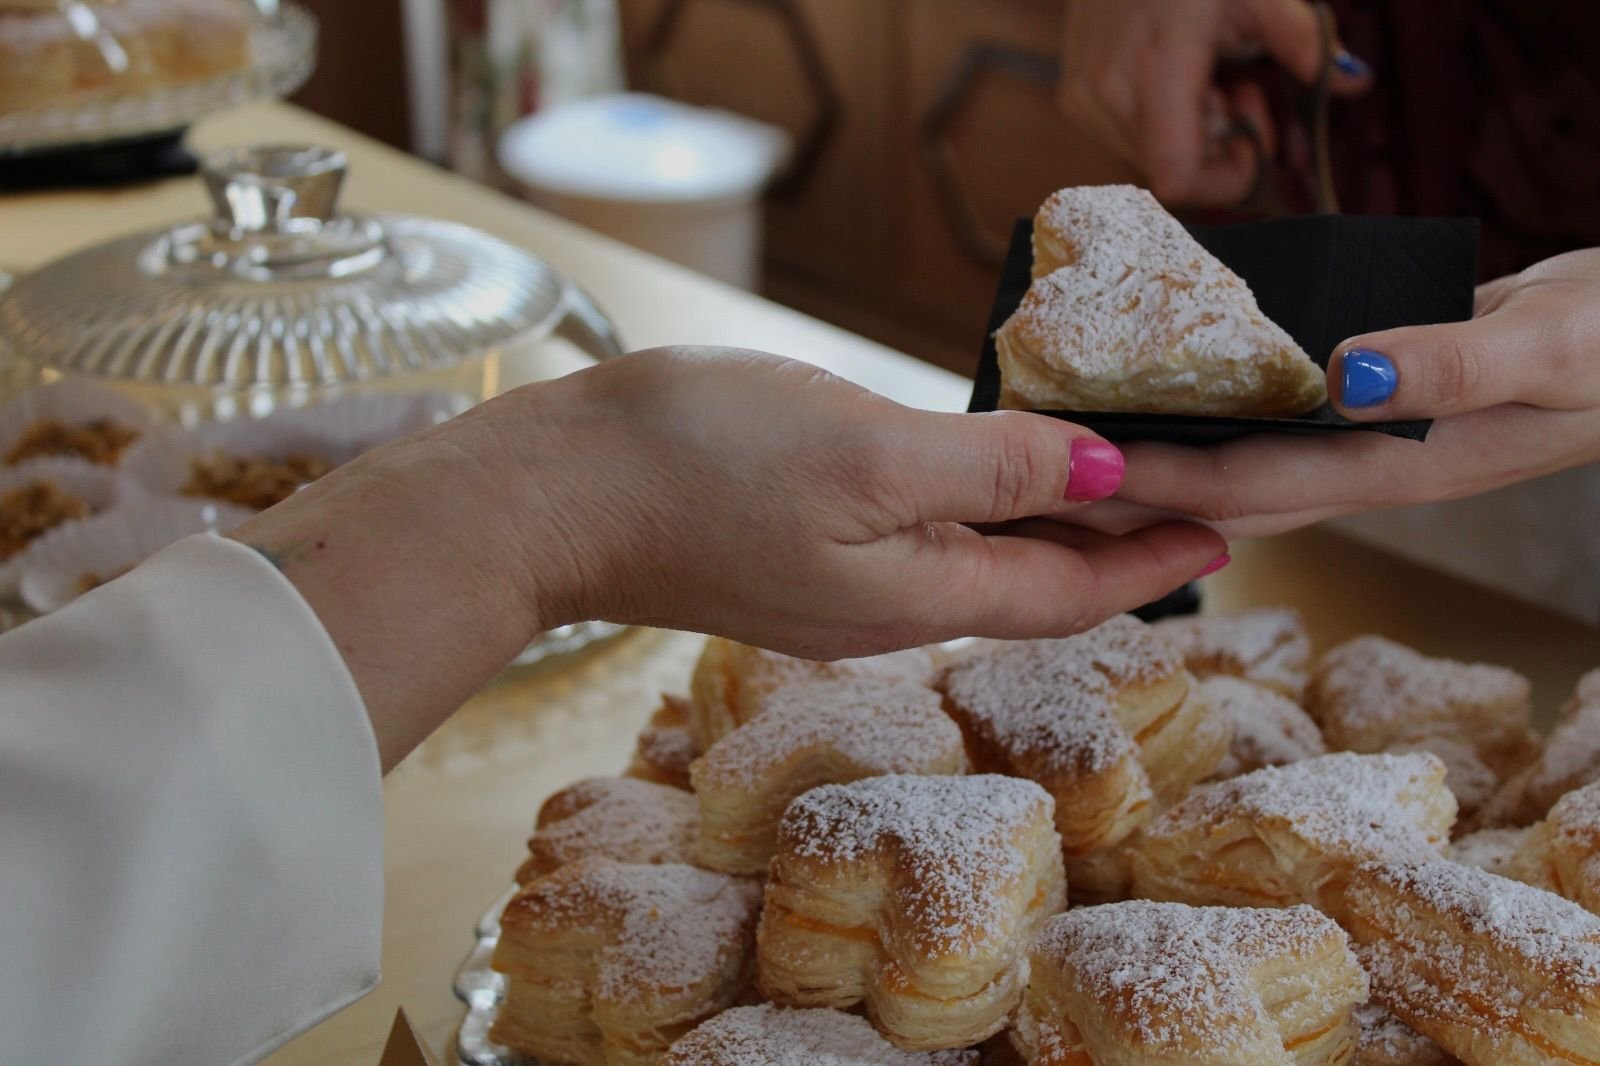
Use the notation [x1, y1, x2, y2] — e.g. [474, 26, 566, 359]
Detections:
[0, 458, 120, 595]
[17, 498, 255, 615]
[0, 378, 155, 466]
[116, 390, 462, 505]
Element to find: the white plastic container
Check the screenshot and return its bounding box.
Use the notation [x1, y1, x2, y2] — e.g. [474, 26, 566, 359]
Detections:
[499, 93, 790, 290]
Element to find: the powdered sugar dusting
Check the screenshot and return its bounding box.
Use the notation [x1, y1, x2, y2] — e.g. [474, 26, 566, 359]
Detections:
[1352, 1002, 1453, 1064]
[1547, 780, 1600, 843]
[1387, 736, 1500, 817]
[1152, 752, 1453, 859]
[1068, 613, 1185, 686]
[629, 693, 700, 788]
[692, 679, 960, 790]
[1521, 700, 1600, 818]
[1451, 827, 1529, 878]
[739, 646, 940, 711]
[634, 724, 699, 782]
[506, 859, 762, 1004]
[999, 186, 1321, 412]
[1154, 607, 1311, 697]
[664, 1005, 977, 1065]
[1034, 901, 1358, 1054]
[1311, 635, 1530, 747]
[524, 777, 699, 879]
[1021, 187, 1296, 374]
[1354, 860, 1600, 1011]
[778, 775, 1054, 955]
[1200, 675, 1325, 779]
[941, 616, 1176, 776]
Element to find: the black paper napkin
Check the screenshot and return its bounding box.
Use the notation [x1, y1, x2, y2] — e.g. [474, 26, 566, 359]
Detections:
[0, 129, 198, 193]
[968, 214, 1480, 444]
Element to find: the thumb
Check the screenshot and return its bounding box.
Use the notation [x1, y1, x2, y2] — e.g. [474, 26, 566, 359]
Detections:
[1328, 308, 1559, 420]
[879, 410, 1127, 525]
[1244, 0, 1372, 93]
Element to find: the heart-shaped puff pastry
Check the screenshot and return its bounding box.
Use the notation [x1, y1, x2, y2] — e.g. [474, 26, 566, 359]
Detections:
[996, 185, 1326, 417]
[757, 774, 1065, 1051]
[689, 637, 939, 751]
[1012, 900, 1367, 1065]
[492, 858, 763, 1066]
[514, 776, 700, 886]
[940, 614, 1229, 902]
[691, 677, 966, 875]
[1131, 751, 1456, 926]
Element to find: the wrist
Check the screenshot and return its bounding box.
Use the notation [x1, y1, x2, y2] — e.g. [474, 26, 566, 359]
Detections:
[480, 367, 633, 631]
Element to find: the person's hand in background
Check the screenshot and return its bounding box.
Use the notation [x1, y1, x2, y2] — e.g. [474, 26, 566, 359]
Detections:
[1058, 0, 1372, 206]
[1112, 248, 1600, 537]
[237, 347, 1225, 769]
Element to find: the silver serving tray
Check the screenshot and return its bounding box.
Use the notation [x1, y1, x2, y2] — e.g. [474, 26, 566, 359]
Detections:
[453, 884, 542, 1066]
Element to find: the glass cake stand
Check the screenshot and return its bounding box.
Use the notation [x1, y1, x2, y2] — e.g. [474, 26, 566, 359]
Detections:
[0, 142, 630, 666]
[0, 2, 317, 155]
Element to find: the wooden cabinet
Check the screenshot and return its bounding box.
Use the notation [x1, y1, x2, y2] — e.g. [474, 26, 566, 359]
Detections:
[617, 0, 1135, 374]
[289, 0, 412, 150]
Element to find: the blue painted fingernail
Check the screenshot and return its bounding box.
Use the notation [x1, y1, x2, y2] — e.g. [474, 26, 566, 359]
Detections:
[1340, 348, 1398, 408]
[1334, 50, 1371, 77]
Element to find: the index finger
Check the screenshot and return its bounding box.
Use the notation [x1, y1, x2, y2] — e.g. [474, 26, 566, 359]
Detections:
[1135, 32, 1228, 203]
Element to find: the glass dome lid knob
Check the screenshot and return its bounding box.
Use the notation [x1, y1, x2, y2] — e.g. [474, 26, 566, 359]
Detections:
[151, 143, 387, 281]
[204, 144, 348, 236]
[0, 141, 623, 389]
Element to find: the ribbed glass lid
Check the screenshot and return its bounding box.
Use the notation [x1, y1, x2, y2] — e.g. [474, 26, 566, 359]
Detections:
[0, 145, 570, 388]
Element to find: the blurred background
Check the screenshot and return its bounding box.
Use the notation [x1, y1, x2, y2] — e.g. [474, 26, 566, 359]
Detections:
[295, 0, 1134, 375]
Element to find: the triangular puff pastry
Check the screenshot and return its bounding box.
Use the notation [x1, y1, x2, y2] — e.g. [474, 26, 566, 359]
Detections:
[996, 185, 1327, 417]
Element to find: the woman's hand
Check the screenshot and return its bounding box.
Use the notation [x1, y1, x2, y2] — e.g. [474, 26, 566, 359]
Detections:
[525, 348, 1223, 655]
[1114, 249, 1600, 537]
[236, 347, 1224, 769]
[1058, 0, 1371, 206]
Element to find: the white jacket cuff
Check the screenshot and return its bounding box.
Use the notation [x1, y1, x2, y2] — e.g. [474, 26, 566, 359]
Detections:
[0, 533, 383, 1065]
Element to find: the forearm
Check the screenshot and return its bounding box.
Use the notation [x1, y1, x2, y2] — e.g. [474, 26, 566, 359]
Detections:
[231, 383, 584, 772]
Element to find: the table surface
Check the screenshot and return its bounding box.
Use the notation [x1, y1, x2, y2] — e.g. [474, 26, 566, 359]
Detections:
[2, 103, 1596, 1065]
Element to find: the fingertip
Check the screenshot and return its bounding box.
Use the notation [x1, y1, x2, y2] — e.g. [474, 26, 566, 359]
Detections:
[1066, 439, 1125, 502]
[1153, 518, 1229, 565]
[1331, 48, 1374, 83]
[1328, 344, 1399, 418]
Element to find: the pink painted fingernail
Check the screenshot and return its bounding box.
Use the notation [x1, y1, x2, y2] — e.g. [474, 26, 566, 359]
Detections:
[1196, 553, 1232, 579]
[1066, 440, 1125, 502]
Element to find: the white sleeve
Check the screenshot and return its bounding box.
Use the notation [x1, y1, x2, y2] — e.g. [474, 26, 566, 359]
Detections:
[0, 533, 384, 1065]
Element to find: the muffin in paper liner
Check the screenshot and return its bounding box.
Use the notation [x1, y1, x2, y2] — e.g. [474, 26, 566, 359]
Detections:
[0, 378, 154, 467]
[0, 457, 119, 594]
[18, 497, 254, 614]
[115, 390, 464, 506]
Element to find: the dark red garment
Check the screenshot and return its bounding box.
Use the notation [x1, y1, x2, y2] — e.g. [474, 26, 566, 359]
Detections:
[1266, 0, 1600, 279]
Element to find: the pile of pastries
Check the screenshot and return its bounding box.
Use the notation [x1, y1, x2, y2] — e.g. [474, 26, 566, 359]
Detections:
[488, 609, 1600, 1065]
[0, 0, 252, 115]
